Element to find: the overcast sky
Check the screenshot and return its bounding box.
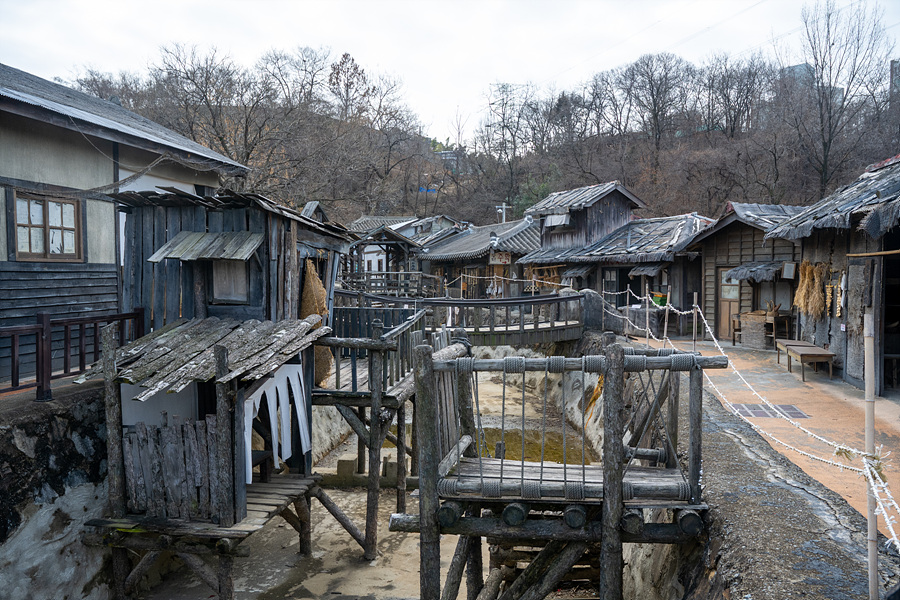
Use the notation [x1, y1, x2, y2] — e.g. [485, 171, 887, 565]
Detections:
[2, 0, 899, 143]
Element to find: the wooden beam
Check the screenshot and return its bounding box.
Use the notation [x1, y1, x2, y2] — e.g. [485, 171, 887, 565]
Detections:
[310, 486, 366, 550]
[415, 344, 441, 600]
[334, 404, 371, 448]
[601, 343, 625, 600]
[215, 346, 234, 527]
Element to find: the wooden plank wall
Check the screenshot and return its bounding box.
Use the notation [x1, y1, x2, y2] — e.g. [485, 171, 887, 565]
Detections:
[542, 192, 634, 251]
[123, 205, 277, 327]
[701, 223, 799, 339]
[0, 261, 118, 379]
[124, 415, 227, 522]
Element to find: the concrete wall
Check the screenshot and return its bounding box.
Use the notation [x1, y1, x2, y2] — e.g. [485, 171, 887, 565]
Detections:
[0, 384, 110, 600]
[86, 198, 116, 264]
[0, 114, 113, 190]
[119, 145, 221, 191]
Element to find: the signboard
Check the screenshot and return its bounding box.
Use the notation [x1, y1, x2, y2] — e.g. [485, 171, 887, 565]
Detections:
[490, 251, 512, 265]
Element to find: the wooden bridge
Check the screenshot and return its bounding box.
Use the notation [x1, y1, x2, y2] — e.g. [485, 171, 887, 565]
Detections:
[333, 289, 585, 346]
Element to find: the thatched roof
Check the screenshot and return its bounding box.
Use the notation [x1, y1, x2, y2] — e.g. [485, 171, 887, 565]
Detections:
[766, 154, 900, 241]
[724, 261, 783, 282]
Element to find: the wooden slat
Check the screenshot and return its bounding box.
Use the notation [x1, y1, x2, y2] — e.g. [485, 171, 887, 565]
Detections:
[196, 420, 209, 519]
[206, 415, 219, 520]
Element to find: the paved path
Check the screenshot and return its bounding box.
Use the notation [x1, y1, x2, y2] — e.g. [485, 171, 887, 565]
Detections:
[665, 338, 900, 537]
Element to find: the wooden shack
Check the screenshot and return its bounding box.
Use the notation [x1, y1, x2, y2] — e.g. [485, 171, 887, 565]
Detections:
[421, 218, 539, 298]
[79, 189, 353, 598]
[518, 182, 647, 289]
[569, 213, 713, 312]
[767, 154, 900, 393]
[688, 202, 805, 342]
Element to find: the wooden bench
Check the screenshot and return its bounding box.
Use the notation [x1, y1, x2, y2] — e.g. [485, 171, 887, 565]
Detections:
[775, 339, 834, 382]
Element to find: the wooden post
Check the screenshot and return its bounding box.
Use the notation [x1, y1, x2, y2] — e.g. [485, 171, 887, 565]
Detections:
[644, 282, 650, 347]
[663, 283, 672, 344]
[689, 363, 703, 505]
[415, 343, 441, 600]
[35, 311, 52, 401]
[396, 398, 407, 513]
[600, 343, 624, 600]
[666, 368, 680, 469]
[692, 292, 698, 352]
[364, 320, 384, 560]
[865, 310, 877, 600]
[215, 346, 234, 527]
[217, 553, 235, 600]
[193, 263, 207, 319]
[357, 407, 366, 474]
[102, 323, 129, 599]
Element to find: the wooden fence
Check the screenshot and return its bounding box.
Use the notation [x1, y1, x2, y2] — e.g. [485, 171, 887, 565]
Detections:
[0, 308, 144, 400]
[341, 271, 444, 297]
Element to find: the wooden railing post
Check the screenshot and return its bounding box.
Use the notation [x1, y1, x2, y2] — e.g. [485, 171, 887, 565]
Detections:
[364, 319, 384, 560]
[689, 362, 703, 504]
[600, 343, 624, 600]
[414, 343, 440, 600]
[35, 311, 52, 402]
[215, 346, 235, 527]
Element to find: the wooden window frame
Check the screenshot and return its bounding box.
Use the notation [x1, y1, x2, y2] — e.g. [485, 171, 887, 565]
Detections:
[14, 193, 83, 262]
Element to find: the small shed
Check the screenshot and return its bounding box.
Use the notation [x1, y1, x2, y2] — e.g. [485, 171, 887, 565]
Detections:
[688, 202, 806, 340]
[519, 182, 646, 268]
[421, 218, 540, 298]
[111, 189, 352, 329]
[766, 154, 900, 392]
[568, 213, 713, 311]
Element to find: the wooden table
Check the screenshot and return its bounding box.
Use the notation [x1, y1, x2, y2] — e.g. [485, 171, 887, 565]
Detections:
[775, 338, 834, 382]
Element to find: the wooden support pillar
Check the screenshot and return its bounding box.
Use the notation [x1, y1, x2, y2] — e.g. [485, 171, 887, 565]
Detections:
[518, 542, 587, 600]
[497, 541, 566, 600]
[689, 363, 703, 504]
[215, 346, 234, 527]
[442, 536, 471, 600]
[310, 485, 366, 550]
[295, 495, 312, 555]
[396, 398, 407, 513]
[193, 263, 207, 319]
[364, 320, 384, 560]
[102, 323, 129, 599]
[415, 343, 441, 600]
[217, 554, 235, 600]
[666, 368, 680, 469]
[600, 343, 625, 600]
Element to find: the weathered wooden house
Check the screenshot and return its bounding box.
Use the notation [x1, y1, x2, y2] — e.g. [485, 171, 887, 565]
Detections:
[569, 213, 713, 310]
[688, 202, 806, 341]
[518, 182, 646, 288]
[420, 218, 539, 298]
[767, 154, 900, 392]
[0, 62, 247, 397]
[80, 188, 352, 597]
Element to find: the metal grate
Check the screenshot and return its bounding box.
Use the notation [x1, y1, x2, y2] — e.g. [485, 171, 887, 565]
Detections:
[732, 403, 809, 419]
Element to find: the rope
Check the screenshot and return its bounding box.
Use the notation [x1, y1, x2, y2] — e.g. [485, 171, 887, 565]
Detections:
[548, 355, 566, 373]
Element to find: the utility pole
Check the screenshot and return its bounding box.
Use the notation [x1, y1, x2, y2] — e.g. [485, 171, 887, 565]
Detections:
[496, 201, 511, 223]
[864, 310, 877, 600]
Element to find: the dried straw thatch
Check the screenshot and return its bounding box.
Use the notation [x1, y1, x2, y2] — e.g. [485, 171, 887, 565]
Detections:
[793, 260, 813, 313]
[808, 263, 827, 318]
[300, 259, 333, 385]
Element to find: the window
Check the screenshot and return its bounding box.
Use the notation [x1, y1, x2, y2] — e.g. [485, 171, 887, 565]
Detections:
[212, 260, 249, 303]
[15, 195, 81, 260]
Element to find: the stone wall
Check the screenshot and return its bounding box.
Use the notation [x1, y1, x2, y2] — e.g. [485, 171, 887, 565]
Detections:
[0, 383, 110, 600]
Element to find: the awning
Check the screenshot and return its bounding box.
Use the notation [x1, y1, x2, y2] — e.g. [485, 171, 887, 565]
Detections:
[561, 265, 594, 279]
[629, 262, 668, 277]
[724, 261, 782, 282]
[545, 214, 571, 227]
[148, 231, 264, 263]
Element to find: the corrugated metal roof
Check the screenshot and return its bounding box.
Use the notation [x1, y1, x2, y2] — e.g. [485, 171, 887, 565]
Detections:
[724, 261, 783, 282]
[766, 158, 900, 240]
[148, 231, 264, 262]
[0, 62, 247, 175]
[729, 203, 807, 230]
[629, 262, 668, 277]
[110, 189, 354, 243]
[423, 218, 539, 261]
[525, 181, 647, 217]
[349, 215, 416, 232]
[568, 213, 713, 264]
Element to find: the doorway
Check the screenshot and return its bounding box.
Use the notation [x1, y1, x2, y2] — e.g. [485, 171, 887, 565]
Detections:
[717, 268, 740, 340]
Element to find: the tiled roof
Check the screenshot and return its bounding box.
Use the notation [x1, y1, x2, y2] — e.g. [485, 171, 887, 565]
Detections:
[423, 219, 539, 261]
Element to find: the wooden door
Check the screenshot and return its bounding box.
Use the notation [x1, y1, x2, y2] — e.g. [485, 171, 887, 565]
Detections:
[717, 268, 740, 340]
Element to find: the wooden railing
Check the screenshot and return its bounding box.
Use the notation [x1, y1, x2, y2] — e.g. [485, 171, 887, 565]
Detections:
[340, 271, 444, 297]
[334, 289, 585, 345]
[0, 308, 144, 400]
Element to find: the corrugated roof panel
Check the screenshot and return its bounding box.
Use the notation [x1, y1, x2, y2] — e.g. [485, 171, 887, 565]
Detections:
[148, 231, 264, 262]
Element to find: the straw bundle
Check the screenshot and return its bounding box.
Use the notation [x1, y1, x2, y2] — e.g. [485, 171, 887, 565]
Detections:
[300, 259, 333, 385]
[808, 263, 827, 318]
[793, 260, 813, 313]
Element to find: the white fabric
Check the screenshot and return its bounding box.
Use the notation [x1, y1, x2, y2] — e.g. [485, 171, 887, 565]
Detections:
[242, 360, 312, 484]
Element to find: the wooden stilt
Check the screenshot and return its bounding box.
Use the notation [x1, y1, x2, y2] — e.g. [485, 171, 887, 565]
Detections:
[177, 552, 218, 592]
[517, 542, 587, 600]
[215, 346, 234, 527]
[364, 320, 384, 560]
[310, 486, 366, 550]
[415, 343, 441, 600]
[497, 541, 566, 600]
[441, 536, 471, 600]
[102, 324, 129, 599]
[123, 550, 161, 594]
[397, 398, 407, 513]
[689, 364, 703, 504]
[217, 554, 235, 600]
[600, 344, 625, 600]
[295, 495, 312, 555]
